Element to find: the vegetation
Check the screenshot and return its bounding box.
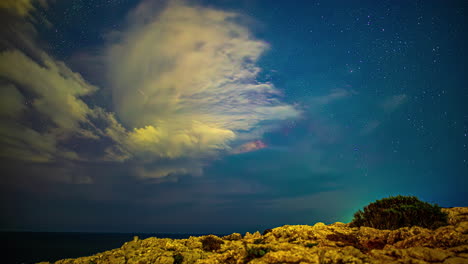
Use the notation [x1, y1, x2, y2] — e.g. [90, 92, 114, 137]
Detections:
[245, 246, 270, 262]
[349, 195, 449, 230]
[253, 238, 264, 244]
[201, 235, 224, 251]
[305, 242, 319, 248]
[173, 253, 184, 264]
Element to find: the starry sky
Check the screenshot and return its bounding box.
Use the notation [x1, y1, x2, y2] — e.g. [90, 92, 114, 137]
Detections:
[0, 0, 467, 234]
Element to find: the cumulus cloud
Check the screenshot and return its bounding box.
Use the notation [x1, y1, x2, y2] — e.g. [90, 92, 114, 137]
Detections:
[0, 50, 101, 162]
[0, 0, 99, 164]
[0, 50, 98, 132]
[0, 0, 299, 179]
[103, 1, 299, 177]
[381, 94, 408, 113]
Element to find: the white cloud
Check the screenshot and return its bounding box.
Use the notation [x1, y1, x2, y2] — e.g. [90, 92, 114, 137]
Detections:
[0, 50, 98, 132]
[103, 1, 299, 177]
[308, 88, 357, 106]
[0, 49, 102, 162]
[0, 0, 103, 163]
[381, 94, 408, 113]
[0, 0, 299, 179]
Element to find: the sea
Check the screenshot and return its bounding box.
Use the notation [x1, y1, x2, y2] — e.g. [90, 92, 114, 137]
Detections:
[2, 232, 225, 264]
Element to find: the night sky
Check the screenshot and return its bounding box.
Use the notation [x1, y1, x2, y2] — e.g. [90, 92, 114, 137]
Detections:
[0, 0, 467, 234]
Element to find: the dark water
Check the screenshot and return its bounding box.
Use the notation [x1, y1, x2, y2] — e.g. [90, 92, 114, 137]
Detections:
[2, 232, 222, 264]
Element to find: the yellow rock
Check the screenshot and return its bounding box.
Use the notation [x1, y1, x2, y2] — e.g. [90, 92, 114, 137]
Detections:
[443, 257, 468, 264]
[456, 221, 468, 234]
[40, 207, 468, 264]
[406, 246, 454, 262]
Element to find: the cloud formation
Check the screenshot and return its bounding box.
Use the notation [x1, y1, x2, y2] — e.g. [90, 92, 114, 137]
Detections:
[0, 50, 97, 131]
[381, 94, 408, 113]
[232, 140, 267, 154]
[360, 120, 381, 135]
[0, 0, 106, 164]
[0, 0, 36, 17]
[308, 88, 356, 106]
[0, 49, 101, 162]
[103, 1, 299, 177]
[0, 84, 26, 118]
[0, 0, 299, 179]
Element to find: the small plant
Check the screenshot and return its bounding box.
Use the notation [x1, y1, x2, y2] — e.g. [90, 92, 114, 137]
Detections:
[305, 242, 319, 248]
[349, 195, 449, 230]
[173, 253, 184, 264]
[201, 235, 224, 251]
[245, 246, 269, 262]
[253, 238, 264, 244]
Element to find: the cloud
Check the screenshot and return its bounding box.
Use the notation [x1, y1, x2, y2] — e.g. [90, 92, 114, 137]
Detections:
[0, 0, 100, 163]
[0, 0, 299, 179]
[0, 84, 26, 118]
[103, 0, 299, 177]
[0, 120, 87, 163]
[308, 88, 357, 106]
[381, 94, 408, 113]
[232, 140, 267, 154]
[0, 0, 47, 61]
[360, 120, 381, 135]
[0, 50, 98, 131]
[0, 0, 36, 17]
[0, 49, 102, 162]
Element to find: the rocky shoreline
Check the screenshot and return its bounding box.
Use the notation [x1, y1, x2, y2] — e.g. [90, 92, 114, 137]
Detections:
[38, 207, 468, 264]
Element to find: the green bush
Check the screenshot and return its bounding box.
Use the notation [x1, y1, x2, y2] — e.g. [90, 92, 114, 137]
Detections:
[245, 246, 270, 262]
[201, 235, 224, 251]
[253, 238, 264, 244]
[349, 195, 449, 230]
[305, 242, 319, 248]
[173, 253, 184, 264]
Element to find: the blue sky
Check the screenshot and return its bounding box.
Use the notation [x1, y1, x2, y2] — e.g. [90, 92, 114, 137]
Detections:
[0, 0, 466, 234]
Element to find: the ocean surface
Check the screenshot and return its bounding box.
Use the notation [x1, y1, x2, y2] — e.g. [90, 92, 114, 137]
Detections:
[2, 231, 224, 264]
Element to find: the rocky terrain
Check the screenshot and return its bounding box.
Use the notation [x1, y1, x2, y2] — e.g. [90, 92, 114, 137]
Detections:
[38, 207, 468, 264]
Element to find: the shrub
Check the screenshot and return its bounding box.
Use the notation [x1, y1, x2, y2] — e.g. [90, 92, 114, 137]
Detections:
[349, 195, 449, 230]
[305, 242, 319, 248]
[253, 238, 264, 244]
[201, 235, 224, 251]
[173, 253, 184, 264]
[245, 246, 270, 262]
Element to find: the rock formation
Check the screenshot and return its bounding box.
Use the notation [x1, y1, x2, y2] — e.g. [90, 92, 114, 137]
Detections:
[38, 207, 468, 264]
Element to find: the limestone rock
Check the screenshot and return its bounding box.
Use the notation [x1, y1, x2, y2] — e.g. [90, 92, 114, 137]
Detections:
[406, 246, 454, 262]
[222, 233, 243, 241]
[37, 207, 468, 264]
[442, 207, 468, 226]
